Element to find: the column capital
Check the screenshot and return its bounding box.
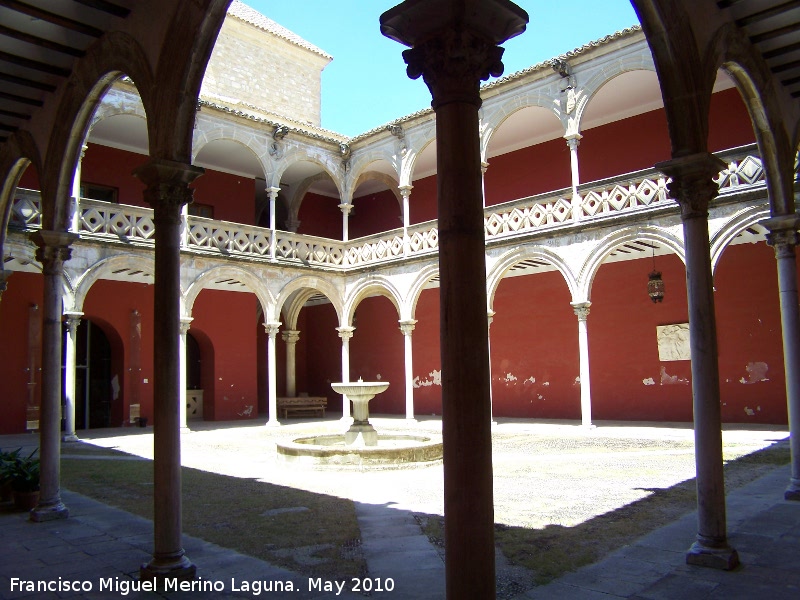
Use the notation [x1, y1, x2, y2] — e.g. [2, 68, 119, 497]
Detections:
[487, 309, 496, 327]
[565, 133, 582, 150]
[481, 161, 490, 175]
[764, 214, 800, 258]
[655, 153, 726, 220]
[399, 319, 417, 336]
[336, 326, 355, 341]
[381, 1, 527, 109]
[64, 312, 83, 335]
[179, 317, 193, 335]
[267, 186, 281, 200]
[399, 185, 414, 198]
[32, 230, 79, 275]
[133, 158, 204, 213]
[282, 329, 301, 344]
[338, 203, 353, 216]
[263, 321, 282, 337]
[571, 301, 591, 321]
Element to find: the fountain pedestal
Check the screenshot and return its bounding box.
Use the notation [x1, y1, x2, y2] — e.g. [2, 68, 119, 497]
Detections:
[331, 380, 389, 447]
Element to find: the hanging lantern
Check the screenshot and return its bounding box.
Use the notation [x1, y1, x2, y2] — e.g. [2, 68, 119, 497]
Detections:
[648, 269, 665, 303]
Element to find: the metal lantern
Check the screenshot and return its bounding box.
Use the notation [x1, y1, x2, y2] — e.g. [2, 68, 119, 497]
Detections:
[648, 269, 665, 303]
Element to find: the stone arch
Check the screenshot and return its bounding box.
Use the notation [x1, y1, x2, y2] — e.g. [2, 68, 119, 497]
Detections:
[405, 263, 441, 321]
[275, 275, 344, 328]
[191, 125, 270, 180]
[487, 246, 579, 309]
[352, 170, 403, 211]
[574, 53, 658, 136]
[183, 265, 274, 321]
[481, 92, 563, 161]
[72, 254, 156, 313]
[348, 149, 401, 188]
[0, 132, 42, 254]
[579, 226, 686, 301]
[710, 205, 771, 275]
[402, 134, 437, 185]
[343, 277, 403, 326]
[88, 90, 147, 135]
[40, 31, 156, 232]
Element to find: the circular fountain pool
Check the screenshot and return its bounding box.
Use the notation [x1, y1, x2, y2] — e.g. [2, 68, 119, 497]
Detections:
[276, 433, 443, 468]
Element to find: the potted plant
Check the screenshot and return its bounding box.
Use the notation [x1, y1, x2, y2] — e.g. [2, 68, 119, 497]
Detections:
[0, 448, 21, 502]
[10, 448, 40, 511]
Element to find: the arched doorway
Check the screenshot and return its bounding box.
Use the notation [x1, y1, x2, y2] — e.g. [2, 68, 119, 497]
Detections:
[64, 319, 114, 429]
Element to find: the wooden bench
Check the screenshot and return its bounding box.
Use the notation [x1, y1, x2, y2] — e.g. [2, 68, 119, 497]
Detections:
[277, 397, 327, 419]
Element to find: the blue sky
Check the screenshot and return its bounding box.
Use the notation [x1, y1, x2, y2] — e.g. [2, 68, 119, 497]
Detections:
[247, 1, 640, 137]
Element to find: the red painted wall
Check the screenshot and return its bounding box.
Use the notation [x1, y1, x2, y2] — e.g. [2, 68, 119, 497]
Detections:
[17, 165, 40, 191]
[191, 169, 256, 224]
[409, 174, 438, 225]
[350, 190, 402, 239]
[708, 87, 756, 152]
[298, 303, 343, 412]
[190, 290, 259, 421]
[409, 287, 442, 416]
[81, 145, 147, 206]
[484, 138, 572, 205]
[82, 279, 155, 426]
[297, 192, 343, 239]
[0, 272, 43, 434]
[589, 254, 693, 421]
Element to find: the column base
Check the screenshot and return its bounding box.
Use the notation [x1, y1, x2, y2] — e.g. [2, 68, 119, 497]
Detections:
[62, 433, 80, 443]
[686, 541, 739, 570]
[30, 500, 69, 522]
[785, 481, 800, 502]
[265, 419, 282, 428]
[140, 554, 196, 588]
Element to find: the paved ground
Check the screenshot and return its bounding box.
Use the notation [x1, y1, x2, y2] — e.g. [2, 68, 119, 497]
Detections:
[1, 417, 798, 599]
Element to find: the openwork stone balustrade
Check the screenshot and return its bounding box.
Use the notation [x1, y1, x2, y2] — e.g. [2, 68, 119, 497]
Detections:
[8, 144, 766, 270]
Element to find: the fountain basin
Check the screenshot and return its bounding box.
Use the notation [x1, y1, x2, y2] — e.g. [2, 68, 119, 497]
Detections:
[331, 380, 389, 446]
[276, 433, 443, 469]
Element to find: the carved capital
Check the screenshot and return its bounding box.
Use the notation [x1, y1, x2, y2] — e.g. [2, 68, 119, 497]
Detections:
[487, 309, 496, 328]
[402, 28, 505, 108]
[339, 203, 354, 216]
[399, 185, 414, 199]
[336, 326, 355, 341]
[655, 153, 725, 221]
[64, 312, 83, 336]
[572, 301, 591, 321]
[399, 319, 417, 336]
[263, 321, 282, 337]
[766, 228, 799, 260]
[282, 330, 301, 344]
[32, 230, 78, 275]
[133, 159, 204, 219]
[565, 134, 582, 151]
[179, 317, 193, 336]
[267, 187, 281, 201]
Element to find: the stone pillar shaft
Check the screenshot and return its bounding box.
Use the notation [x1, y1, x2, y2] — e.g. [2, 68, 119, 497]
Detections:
[572, 302, 592, 427]
[134, 158, 203, 582]
[566, 135, 583, 221]
[765, 220, 800, 500]
[339, 203, 352, 242]
[31, 231, 76, 522]
[63, 314, 83, 442]
[265, 322, 281, 426]
[268, 187, 279, 262]
[179, 319, 192, 430]
[657, 153, 738, 569]
[337, 326, 355, 419]
[400, 186, 412, 257]
[400, 320, 417, 420]
[282, 330, 300, 397]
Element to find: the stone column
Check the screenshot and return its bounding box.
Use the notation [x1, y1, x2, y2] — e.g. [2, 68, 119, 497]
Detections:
[481, 161, 489, 208]
[764, 215, 800, 501]
[282, 330, 300, 397]
[487, 310, 495, 422]
[571, 302, 593, 427]
[134, 158, 203, 583]
[62, 313, 83, 442]
[268, 186, 280, 262]
[399, 320, 417, 420]
[566, 134, 582, 221]
[69, 144, 87, 233]
[336, 326, 355, 420]
[656, 153, 738, 570]
[381, 3, 528, 597]
[31, 230, 77, 522]
[264, 322, 281, 427]
[400, 185, 413, 256]
[179, 318, 192, 432]
[339, 203, 353, 242]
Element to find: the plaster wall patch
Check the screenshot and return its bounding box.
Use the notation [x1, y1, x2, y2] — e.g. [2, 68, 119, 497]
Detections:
[643, 377, 655, 386]
[660, 366, 688, 385]
[525, 376, 536, 384]
[503, 372, 518, 383]
[739, 361, 769, 384]
[413, 369, 442, 388]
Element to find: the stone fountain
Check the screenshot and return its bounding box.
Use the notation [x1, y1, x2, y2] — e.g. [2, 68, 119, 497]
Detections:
[331, 379, 389, 447]
[275, 378, 443, 468]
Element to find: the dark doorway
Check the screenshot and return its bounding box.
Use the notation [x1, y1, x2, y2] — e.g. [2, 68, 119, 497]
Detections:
[63, 319, 113, 429]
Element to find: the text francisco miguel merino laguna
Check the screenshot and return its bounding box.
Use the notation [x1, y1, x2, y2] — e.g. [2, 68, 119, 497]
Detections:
[10, 575, 396, 595]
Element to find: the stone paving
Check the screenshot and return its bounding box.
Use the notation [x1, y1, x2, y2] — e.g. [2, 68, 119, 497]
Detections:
[1, 418, 798, 599]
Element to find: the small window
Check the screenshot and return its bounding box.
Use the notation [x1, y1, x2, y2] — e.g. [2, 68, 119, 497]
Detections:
[188, 202, 214, 219]
[80, 183, 118, 203]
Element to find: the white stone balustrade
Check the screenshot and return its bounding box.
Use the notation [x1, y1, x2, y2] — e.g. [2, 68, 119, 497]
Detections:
[7, 144, 766, 269]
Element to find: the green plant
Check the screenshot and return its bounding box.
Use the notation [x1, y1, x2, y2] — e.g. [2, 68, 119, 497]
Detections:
[9, 448, 40, 493]
[0, 448, 22, 484]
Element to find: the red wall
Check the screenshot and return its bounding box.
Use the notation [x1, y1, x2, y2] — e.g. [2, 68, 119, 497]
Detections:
[190, 290, 258, 421]
[350, 189, 402, 238]
[297, 192, 343, 239]
[484, 137, 572, 205]
[0, 272, 42, 434]
[82, 145, 147, 206]
[192, 169, 255, 224]
[409, 174, 438, 225]
[408, 287, 442, 416]
[708, 87, 756, 152]
[298, 303, 343, 411]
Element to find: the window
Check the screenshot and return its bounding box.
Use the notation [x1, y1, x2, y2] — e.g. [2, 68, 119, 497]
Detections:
[80, 183, 118, 203]
[188, 202, 214, 219]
